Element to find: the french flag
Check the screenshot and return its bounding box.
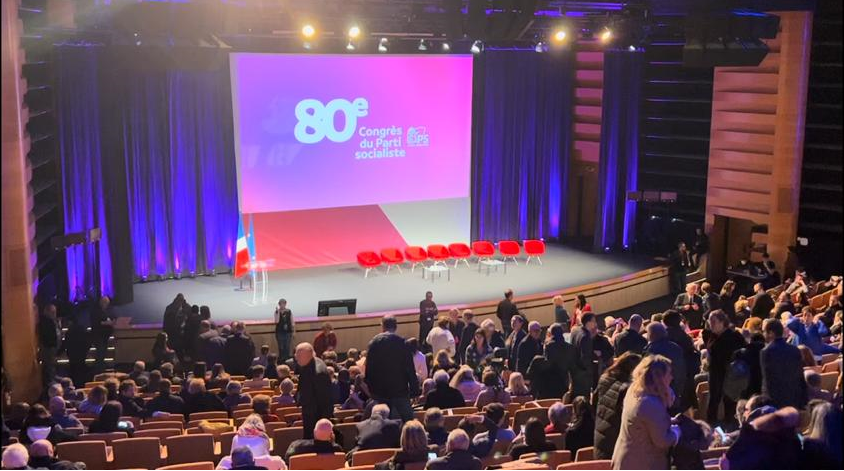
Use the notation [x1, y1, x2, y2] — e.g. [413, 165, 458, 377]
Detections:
[234, 214, 250, 278]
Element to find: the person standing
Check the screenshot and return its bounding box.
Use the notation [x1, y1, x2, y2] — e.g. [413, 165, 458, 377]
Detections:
[38, 304, 61, 387]
[572, 294, 592, 328]
[571, 313, 599, 397]
[313, 323, 337, 358]
[504, 315, 526, 372]
[702, 310, 746, 425]
[496, 289, 519, 337]
[427, 317, 456, 358]
[516, 321, 543, 375]
[673, 283, 704, 330]
[750, 283, 775, 320]
[669, 242, 693, 295]
[294, 343, 333, 439]
[692, 227, 709, 268]
[552, 296, 571, 332]
[613, 314, 647, 357]
[274, 299, 294, 362]
[447, 309, 466, 362]
[364, 316, 420, 422]
[643, 322, 686, 412]
[61, 316, 90, 387]
[419, 292, 438, 353]
[162, 294, 188, 359]
[543, 323, 576, 398]
[90, 296, 115, 369]
[700, 282, 721, 321]
[182, 305, 202, 360]
[224, 322, 256, 376]
[457, 310, 478, 365]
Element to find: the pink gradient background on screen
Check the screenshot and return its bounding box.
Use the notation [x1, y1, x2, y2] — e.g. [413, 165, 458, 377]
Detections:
[231, 54, 474, 214]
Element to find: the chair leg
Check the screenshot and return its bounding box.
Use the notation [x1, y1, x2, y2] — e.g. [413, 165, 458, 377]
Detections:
[459, 258, 470, 268]
[364, 267, 371, 278]
[396, 264, 403, 274]
[386, 264, 392, 274]
[526, 256, 532, 265]
[537, 256, 543, 265]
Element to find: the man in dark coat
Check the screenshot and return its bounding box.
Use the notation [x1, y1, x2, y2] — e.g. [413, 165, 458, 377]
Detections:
[496, 289, 519, 337]
[663, 310, 700, 410]
[542, 323, 576, 398]
[423, 371, 465, 410]
[733, 333, 765, 399]
[223, 322, 255, 376]
[294, 342, 333, 439]
[516, 321, 543, 374]
[750, 283, 775, 320]
[38, 304, 62, 387]
[760, 319, 807, 409]
[703, 310, 746, 425]
[700, 282, 721, 321]
[60, 317, 91, 387]
[613, 314, 647, 357]
[162, 293, 188, 358]
[146, 379, 185, 415]
[644, 322, 686, 412]
[418, 291, 438, 353]
[674, 283, 704, 329]
[90, 296, 115, 369]
[570, 313, 598, 397]
[669, 242, 694, 295]
[426, 429, 483, 470]
[351, 404, 400, 453]
[364, 316, 419, 422]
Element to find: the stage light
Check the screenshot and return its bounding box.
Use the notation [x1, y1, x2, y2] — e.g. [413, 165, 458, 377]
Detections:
[629, 45, 637, 51]
[378, 37, 388, 53]
[470, 40, 483, 54]
[442, 42, 451, 52]
[348, 25, 361, 39]
[600, 28, 613, 43]
[301, 24, 315, 39]
[346, 41, 356, 51]
[552, 29, 567, 42]
[418, 39, 428, 51]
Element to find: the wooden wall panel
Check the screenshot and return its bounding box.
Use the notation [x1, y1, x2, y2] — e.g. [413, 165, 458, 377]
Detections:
[705, 11, 813, 271]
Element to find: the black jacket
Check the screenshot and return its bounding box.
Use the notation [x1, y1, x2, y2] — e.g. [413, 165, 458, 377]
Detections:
[613, 329, 647, 357]
[505, 329, 526, 371]
[732, 340, 764, 399]
[542, 339, 576, 398]
[705, 328, 746, 392]
[355, 416, 401, 450]
[284, 439, 343, 463]
[183, 392, 226, 418]
[570, 327, 595, 397]
[496, 299, 519, 327]
[426, 449, 482, 470]
[423, 384, 465, 410]
[38, 316, 61, 349]
[296, 358, 334, 421]
[457, 323, 479, 361]
[702, 292, 721, 319]
[146, 393, 185, 415]
[223, 333, 255, 376]
[760, 338, 807, 409]
[674, 293, 705, 329]
[516, 335, 542, 374]
[644, 338, 686, 404]
[62, 322, 91, 365]
[593, 376, 629, 460]
[365, 332, 420, 400]
[118, 395, 150, 418]
[525, 356, 555, 399]
[751, 292, 775, 320]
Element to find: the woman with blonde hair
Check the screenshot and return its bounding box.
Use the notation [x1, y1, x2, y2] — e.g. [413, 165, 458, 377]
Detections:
[450, 365, 483, 403]
[216, 413, 287, 469]
[553, 295, 571, 332]
[506, 372, 532, 400]
[375, 420, 431, 469]
[611, 355, 680, 470]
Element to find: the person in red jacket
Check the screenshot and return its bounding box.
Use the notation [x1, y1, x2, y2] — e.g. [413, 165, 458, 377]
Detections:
[313, 323, 337, 358]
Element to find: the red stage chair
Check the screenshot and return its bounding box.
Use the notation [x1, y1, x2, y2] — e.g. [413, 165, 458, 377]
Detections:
[524, 240, 546, 265]
[404, 246, 428, 273]
[498, 240, 521, 264]
[356, 251, 381, 278]
[472, 241, 495, 264]
[380, 248, 405, 274]
[427, 244, 451, 267]
[447, 243, 472, 268]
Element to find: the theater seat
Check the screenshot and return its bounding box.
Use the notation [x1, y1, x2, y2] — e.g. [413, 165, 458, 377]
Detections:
[404, 246, 428, 273]
[427, 244, 450, 267]
[290, 452, 346, 470]
[558, 460, 612, 470]
[448, 243, 472, 268]
[380, 248, 405, 274]
[356, 251, 382, 278]
[523, 239, 546, 265]
[498, 240, 521, 264]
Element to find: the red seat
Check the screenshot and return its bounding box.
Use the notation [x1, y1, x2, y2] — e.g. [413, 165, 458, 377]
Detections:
[471, 241, 495, 263]
[524, 239, 546, 265]
[498, 240, 521, 264]
[356, 251, 381, 278]
[380, 248, 405, 274]
[427, 245, 450, 266]
[447, 243, 472, 268]
[404, 246, 428, 273]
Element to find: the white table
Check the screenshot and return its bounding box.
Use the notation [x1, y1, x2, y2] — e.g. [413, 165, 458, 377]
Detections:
[479, 259, 507, 276]
[423, 264, 451, 282]
[246, 259, 275, 305]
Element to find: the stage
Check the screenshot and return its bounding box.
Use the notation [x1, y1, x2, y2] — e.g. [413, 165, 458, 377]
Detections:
[113, 244, 658, 326]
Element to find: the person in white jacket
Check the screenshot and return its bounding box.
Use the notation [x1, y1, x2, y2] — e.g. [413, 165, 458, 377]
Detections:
[427, 316, 456, 358]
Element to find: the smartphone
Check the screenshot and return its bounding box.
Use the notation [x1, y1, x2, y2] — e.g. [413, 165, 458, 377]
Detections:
[714, 426, 727, 442]
[427, 452, 437, 461]
[520, 425, 526, 435]
[797, 433, 804, 447]
[118, 420, 132, 429]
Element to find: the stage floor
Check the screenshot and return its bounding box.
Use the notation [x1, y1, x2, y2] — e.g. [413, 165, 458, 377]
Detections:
[113, 244, 657, 326]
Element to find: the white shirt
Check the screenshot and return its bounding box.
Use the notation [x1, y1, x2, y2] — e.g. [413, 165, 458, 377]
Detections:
[426, 327, 456, 356]
[413, 351, 428, 383]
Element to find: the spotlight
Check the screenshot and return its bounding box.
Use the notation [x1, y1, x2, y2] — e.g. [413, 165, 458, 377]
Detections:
[378, 37, 388, 53]
[348, 25, 361, 39]
[418, 39, 428, 51]
[442, 42, 451, 52]
[535, 41, 546, 53]
[629, 45, 637, 51]
[470, 40, 483, 54]
[600, 28, 613, 43]
[552, 29, 567, 42]
[604, 246, 611, 253]
[301, 24, 315, 39]
[346, 41, 355, 51]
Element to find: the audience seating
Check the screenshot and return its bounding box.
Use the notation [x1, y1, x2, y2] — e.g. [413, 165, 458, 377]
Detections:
[547, 433, 565, 450]
[232, 409, 253, 419]
[219, 431, 236, 457]
[146, 414, 186, 424]
[533, 399, 559, 408]
[289, 452, 347, 470]
[427, 244, 451, 266]
[491, 439, 513, 457]
[352, 448, 401, 466]
[447, 243, 472, 268]
[522, 450, 572, 469]
[471, 240, 495, 263]
[78, 431, 128, 445]
[498, 240, 521, 264]
[189, 412, 228, 421]
[272, 426, 304, 456]
[821, 353, 839, 365]
[380, 248, 405, 274]
[820, 372, 838, 392]
[442, 414, 464, 431]
[187, 418, 231, 428]
[523, 239, 546, 265]
[513, 407, 549, 432]
[165, 434, 216, 465]
[112, 437, 164, 469]
[448, 406, 478, 415]
[157, 462, 215, 470]
[139, 421, 185, 432]
[404, 246, 428, 273]
[135, 428, 183, 441]
[343, 466, 376, 470]
[334, 422, 361, 451]
[120, 416, 142, 429]
[557, 460, 612, 470]
[234, 403, 253, 411]
[334, 409, 360, 421]
[356, 251, 382, 278]
[56, 441, 111, 470]
[700, 447, 728, 461]
[821, 360, 840, 373]
[481, 454, 514, 468]
[574, 447, 594, 462]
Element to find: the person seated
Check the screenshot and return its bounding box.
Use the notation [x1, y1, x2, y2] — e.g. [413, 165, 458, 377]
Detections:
[88, 401, 134, 437]
[375, 420, 434, 470]
[276, 364, 292, 383]
[216, 415, 286, 470]
[424, 371, 465, 410]
[284, 418, 344, 463]
[804, 370, 834, 402]
[722, 406, 803, 470]
[48, 397, 82, 429]
[183, 378, 227, 418]
[19, 404, 78, 445]
[218, 446, 270, 471]
[207, 363, 232, 391]
[141, 370, 163, 394]
[425, 429, 482, 470]
[252, 395, 279, 423]
[118, 379, 150, 418]
[129, 360, 150, 388]
[252, 344, 271, 368]
[505, 372, 533, 401]
[223, 380, 251, 412]
[474, 369, 512, 408]
[509, 417, 556, 460]
[243, 365, 271, 391]
[545, 402, 572, 435]
[59, 377, 84, 404]
[160, 362, 182, 386]
[424, 408, 448, 448]
[351, 404, 401, 455]
[146, 378, 185, 415]
[27, 439, 84, 470]
[275, 378, 296, 406]
[4, 403, 30, 431]
[1, 443, 29, 470]
[564, 397, 594, 456]
[77, 385, 107, 416]
[430, 350, 458, 377]
[787, 308, 840, 356]
[336, 368, 351, 406]
[450, 366, 483, 403]
[265, 354, 280, 381]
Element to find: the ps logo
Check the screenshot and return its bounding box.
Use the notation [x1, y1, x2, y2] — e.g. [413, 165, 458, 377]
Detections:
[294, 98, 369, 144]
